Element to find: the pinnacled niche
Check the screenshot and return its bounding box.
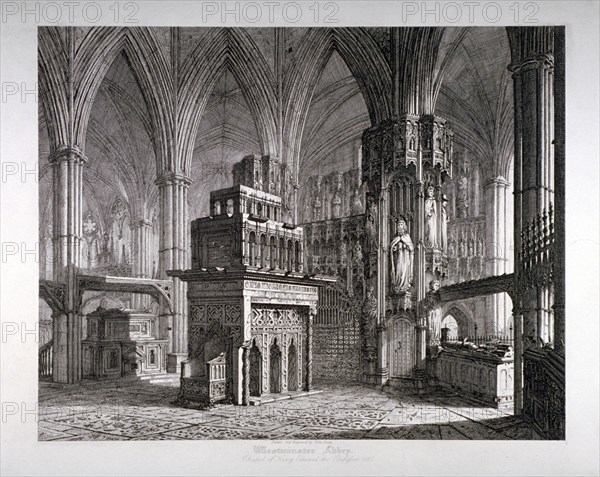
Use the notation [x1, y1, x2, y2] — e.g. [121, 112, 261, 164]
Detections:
[300, 169, 365, 224]
[444, 148, 486, 284]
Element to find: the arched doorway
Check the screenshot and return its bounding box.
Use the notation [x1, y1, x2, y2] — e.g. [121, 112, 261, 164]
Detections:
[441, 314, 459, 339]
[442, 306, 472, 337]
[288, 339, 298, 391]
[388, 317, 415, 378]
[249, 339, 262, 397]
[269, 339, 282, 393]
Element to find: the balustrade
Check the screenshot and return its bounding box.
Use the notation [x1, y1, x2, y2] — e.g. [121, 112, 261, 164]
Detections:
[39, 340, 53, 378]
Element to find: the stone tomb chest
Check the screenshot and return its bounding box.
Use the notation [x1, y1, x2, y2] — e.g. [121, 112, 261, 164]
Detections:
[172, 271, 331, 405]
[82, 308, 168, 379]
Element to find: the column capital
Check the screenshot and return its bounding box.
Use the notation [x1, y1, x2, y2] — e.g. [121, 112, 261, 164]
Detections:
[155, 172, 193, 187]
[484, 176, 510, 189]
[48, 145, 87, 164]
[130, 218, 153, 229]
[508, 53, 554, 76]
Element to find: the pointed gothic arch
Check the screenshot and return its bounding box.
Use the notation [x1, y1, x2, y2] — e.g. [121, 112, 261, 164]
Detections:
[38, 27, 71, 151]
[282, 28, 392, 182]
[442, 305, 473, 337]
[177, 28, 278, 174]
[74, 28, 172, 172]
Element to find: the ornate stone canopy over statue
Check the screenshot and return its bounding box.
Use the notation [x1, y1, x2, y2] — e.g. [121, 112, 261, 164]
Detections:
[390, 219, 414, 293]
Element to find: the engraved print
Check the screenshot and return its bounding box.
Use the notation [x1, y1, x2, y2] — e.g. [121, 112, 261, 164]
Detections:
[34, 22, 568, 451]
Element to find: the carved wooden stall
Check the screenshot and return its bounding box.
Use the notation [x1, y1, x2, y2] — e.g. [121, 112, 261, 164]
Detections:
[170, 156, 333, 406]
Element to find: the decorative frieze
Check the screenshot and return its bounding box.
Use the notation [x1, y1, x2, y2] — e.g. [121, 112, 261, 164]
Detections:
[189, 303, 243, 325]
[251, 306, 304, 331]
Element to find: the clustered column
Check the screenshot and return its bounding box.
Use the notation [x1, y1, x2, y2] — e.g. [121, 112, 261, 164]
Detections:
[50, 145, 86, 384]
[484, 177, 510, 334]
[509, 27, 558, 413]
[414, 180, 428, 372]
[156, 173, 192, 372]
[130, 218, 153, 310]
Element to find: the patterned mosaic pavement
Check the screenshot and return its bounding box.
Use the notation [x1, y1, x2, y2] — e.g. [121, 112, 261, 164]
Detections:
[38, 380, 540, 440]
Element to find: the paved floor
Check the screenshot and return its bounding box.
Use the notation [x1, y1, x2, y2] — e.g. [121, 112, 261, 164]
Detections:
[38, 380, 540, 440]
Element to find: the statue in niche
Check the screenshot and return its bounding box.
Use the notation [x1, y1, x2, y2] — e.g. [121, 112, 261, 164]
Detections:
[460, 154, 471, 176]
[82, 211, 99, 269]
[365, 196, 378, 253]
[423, 125, 432, 150]
[435, 131, 443, 151]
[457, 176, 469, 218]
[362, 286, 378, 348]
[441, 195, 448, 252]
[303, 201, 311, 222]
[110, 197, 127, 263]
[397, 134, 405, 153]
[448, 238, 456, 258]
[425, 186, 438, 248]
[351, 188, 363, 214]
[331, 190, 341, 218]
[312, 196, 322, 220]
[226, 199, 234, 217]
[390, 219, 414, 293]
[406, 122, 415, 150]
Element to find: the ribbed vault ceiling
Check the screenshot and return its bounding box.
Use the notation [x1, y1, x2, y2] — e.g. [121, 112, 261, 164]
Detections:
[189, 69, 261, 219]
[299, 50, 370, 177]
[39, 27, 514, 226]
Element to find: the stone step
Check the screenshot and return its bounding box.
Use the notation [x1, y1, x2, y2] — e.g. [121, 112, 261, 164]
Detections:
[137, 373, 181, 385]
[249, 389, 323, 406]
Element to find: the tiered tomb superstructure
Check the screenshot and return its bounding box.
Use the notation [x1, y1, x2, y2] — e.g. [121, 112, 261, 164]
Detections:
[169, 156, 333, 406]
